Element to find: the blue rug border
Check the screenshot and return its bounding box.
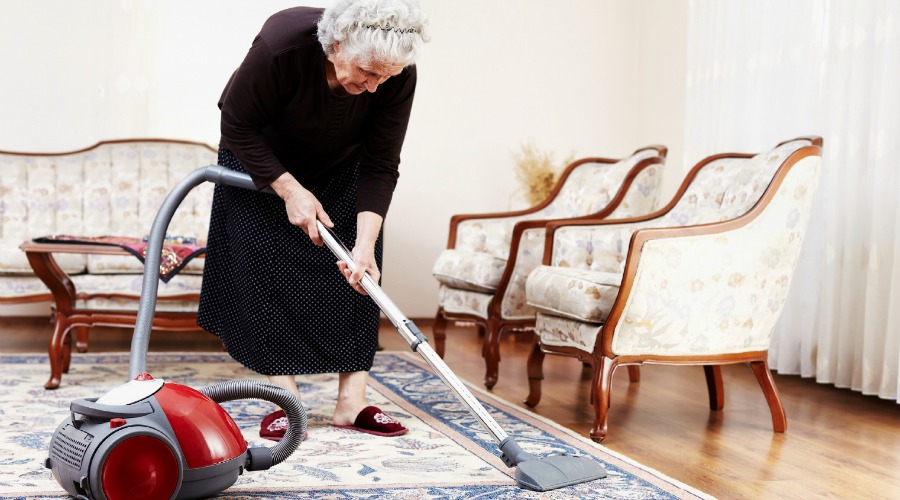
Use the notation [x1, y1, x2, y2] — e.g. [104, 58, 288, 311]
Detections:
[367, 353, 688, 499]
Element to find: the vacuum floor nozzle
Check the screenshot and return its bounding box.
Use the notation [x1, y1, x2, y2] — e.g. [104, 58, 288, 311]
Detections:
[514, 454, 607, 492]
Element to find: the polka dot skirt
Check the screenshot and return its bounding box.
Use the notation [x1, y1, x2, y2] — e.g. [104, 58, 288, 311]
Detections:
[197, 148, 382, 376]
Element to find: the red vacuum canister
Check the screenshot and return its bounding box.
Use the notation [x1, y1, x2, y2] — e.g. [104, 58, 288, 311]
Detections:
[46, 373, 306, 499]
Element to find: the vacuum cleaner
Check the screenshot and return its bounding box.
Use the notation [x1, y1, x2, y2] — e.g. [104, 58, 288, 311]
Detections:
[44, 168, 307, 499]
[46, 164, 606, 497]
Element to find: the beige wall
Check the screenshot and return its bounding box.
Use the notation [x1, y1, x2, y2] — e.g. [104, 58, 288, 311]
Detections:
[0, 0, 689, 318]
[635, 0, 688, 203]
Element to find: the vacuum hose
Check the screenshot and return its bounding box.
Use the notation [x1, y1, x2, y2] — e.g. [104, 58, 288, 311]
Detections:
[124, 165, 308, 472]
[200, 380, 307, 471]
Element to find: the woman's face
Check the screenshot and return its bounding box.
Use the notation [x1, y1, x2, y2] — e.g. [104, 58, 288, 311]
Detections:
[330, 43, 405, 95]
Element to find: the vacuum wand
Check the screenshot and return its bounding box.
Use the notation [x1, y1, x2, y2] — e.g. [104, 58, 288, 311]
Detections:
[315, 221, 608, 491]
[316, 221, 511, 443]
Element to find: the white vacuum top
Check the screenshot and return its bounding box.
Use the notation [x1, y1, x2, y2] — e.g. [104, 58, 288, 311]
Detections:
[96, 372, 164, 406]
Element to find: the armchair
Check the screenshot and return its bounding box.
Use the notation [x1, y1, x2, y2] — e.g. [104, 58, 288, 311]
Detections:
[524, 137, 822, 441]
[432, 146, 667, 388]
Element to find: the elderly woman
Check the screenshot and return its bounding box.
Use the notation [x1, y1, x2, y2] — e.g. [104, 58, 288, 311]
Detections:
[197, 0, 430, 441]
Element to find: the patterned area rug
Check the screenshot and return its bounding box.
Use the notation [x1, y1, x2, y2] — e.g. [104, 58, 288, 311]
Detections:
[0, 352, 711, 499]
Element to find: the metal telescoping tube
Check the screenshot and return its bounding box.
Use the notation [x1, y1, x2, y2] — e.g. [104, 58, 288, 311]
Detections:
[316, 221, 510, 445]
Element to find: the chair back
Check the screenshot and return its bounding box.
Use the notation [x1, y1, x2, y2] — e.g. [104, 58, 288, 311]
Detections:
[654, 139, 812, 228]
[454, 148, 664, 259]
[541, 148, 662, 219]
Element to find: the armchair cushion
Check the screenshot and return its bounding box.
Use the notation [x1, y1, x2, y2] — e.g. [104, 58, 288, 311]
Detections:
[526, 266, 622, 323]
[534, 312, 603, 351]
[437, 284, 492, 319]
[432, 249, 507, 292]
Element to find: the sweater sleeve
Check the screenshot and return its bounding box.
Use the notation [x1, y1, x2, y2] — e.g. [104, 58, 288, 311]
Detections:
[219, 36, 289, 189]
[356, 65, 418, 218]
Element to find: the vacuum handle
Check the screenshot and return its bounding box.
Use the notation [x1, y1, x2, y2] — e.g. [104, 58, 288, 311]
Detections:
[70, 398, 154, 421]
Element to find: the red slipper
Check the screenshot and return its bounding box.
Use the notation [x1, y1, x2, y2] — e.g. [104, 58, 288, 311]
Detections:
[334, 406, 408, 437]
[260, 410, 308, 442]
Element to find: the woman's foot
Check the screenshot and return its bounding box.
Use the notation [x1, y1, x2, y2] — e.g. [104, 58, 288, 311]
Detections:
[333, 406, 408, 437]
[331, 371, 406, 435]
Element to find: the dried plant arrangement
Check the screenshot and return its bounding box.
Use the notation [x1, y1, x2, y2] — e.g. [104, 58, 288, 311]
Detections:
[512, 141, 574, 207]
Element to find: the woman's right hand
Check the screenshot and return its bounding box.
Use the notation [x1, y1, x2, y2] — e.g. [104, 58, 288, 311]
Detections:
[270, 172, 334, 246]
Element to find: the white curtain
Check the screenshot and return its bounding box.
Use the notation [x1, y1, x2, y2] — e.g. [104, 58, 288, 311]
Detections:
[685, 0, 900, 401]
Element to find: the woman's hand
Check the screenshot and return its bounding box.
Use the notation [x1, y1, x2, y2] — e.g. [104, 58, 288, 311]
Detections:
[337, 244, 380, 295]
[270, 172, 333, 246]
[336, 211, 384, 295]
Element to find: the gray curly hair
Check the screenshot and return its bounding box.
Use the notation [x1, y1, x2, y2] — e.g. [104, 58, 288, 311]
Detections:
[317, 0, 430, 66]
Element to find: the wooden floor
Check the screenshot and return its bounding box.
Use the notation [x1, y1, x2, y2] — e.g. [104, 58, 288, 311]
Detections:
[3, 316, 899, 499]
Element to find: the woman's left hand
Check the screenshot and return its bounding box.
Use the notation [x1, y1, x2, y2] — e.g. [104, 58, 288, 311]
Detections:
[336, 211, 383, 295]
[337, 244, 380, 295]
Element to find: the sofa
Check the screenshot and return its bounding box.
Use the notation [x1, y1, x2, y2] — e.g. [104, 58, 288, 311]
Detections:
[0, 138, 218, 387]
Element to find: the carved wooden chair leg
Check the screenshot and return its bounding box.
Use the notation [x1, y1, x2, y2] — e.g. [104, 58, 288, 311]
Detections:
[74, 326, 90, 353]
[432, 309, 448, 358]
[627, 365, 640, 383]
[590, 355, 618, 442]
[703, 365, 725, 411]
[750, 359, 787, 432]
[524, 341, 545, 407]
[482, 317, 502, 389]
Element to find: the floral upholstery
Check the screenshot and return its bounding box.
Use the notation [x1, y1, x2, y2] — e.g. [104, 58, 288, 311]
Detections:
[431, 250, 507, 292]
[0, 141, 216, 307]
[434, 149, 663, 320]
[533, 313, 603, 351]
[525, 267, 621, 323]
[437, 284, 492, 318]
[526, 140, 820, 355]
[72, 274, 204, 312]
[0, 276, 53, 300]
